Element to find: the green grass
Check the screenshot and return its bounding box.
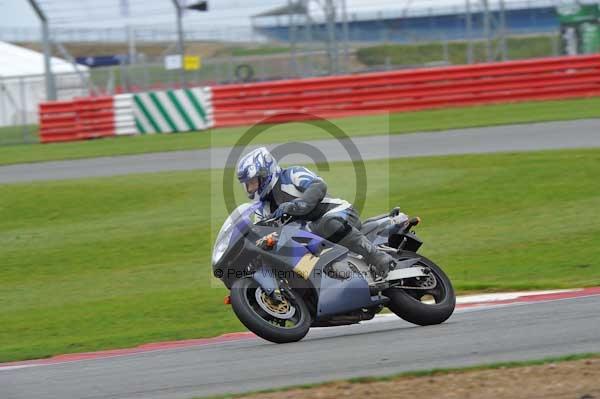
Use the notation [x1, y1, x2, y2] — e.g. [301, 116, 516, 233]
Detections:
[2, 148, 600, 362]
[356, 35, 557, 66]
[222, 46, 293, 57]
[0, 125, 38, 145]
[2, 97, 600, 166]
[219, 35, 556, 65]
[199, 353, 600, 399]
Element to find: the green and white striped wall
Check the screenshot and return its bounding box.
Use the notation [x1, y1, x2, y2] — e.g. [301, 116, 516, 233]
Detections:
[133, 87, 213, 134]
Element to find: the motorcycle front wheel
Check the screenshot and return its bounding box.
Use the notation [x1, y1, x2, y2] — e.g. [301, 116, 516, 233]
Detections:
[230, 277, 312, 343]
[385, 251, 455, 326]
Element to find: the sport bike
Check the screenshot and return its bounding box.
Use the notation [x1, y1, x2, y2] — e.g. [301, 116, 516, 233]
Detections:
[212, 202, 455, 343]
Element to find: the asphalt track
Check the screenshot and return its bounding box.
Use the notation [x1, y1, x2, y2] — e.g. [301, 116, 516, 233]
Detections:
[1, 119, 599, 183]
[2, 293, 600, 399]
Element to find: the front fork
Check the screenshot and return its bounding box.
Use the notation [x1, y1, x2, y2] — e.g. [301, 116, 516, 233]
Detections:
[252, 266, 285, 301]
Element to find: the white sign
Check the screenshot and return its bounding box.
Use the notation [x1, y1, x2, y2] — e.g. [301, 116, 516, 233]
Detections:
[164, 55, 183, 70]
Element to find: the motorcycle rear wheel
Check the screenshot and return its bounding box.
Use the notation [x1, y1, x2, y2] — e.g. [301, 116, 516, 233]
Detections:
[385, 251, 455, 326]
[230, 277, 312, 343]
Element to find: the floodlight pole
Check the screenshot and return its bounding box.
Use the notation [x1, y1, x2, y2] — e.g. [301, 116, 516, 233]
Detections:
[288, 0, 298, 76]
[499, 0, 508, 61]
[171, 0, 187, 88]
[303, 0, 314, 76]
[304, 0, 313, 44]
[27, 0, 57, 100]
[340, 0, 350, 72]
[481, 0, 493, 62]
[324, 0, 339, 75]
[466, 0, 474, 64]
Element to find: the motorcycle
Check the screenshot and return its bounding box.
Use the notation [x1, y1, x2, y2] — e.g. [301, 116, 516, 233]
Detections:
[212, 202, 455, 344]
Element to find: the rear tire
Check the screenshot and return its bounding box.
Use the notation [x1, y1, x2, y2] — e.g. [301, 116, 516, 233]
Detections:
[230, 277, 312, 343]
[385, 252, 455, 326]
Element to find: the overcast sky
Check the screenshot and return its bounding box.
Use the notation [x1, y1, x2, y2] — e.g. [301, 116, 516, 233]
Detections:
[1, 0, 272, 28]
[0, 0, 568, 29]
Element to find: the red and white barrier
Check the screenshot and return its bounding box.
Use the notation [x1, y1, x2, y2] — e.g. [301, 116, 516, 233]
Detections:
[39, 97, 116, 143]
[39, 55, 600, 143]
[39, 89, 212, 143]
[38, 100, 79, 143]
[114, 94, 136, 136]
[75, 96, 115, 140]
[211, 54, 600, 127]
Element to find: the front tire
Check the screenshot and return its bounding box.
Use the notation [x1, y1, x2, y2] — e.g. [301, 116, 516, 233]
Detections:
[230, 277, 312, 343]
[385, 252, 455, 326]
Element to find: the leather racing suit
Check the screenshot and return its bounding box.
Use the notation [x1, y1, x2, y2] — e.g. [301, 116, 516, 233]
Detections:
[254, 166, 396, 278]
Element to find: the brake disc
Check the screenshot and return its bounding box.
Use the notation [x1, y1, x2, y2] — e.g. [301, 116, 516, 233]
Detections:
[255, 287, 296, 319]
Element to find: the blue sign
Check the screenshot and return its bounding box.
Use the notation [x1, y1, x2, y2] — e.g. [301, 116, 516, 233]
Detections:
[76, 55, 129, 68]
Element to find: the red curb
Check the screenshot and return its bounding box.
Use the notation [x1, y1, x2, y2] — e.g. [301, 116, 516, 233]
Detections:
[0, 332, 257, 368]
[2, 287, 599, 369]
[456, 287, 600, 309]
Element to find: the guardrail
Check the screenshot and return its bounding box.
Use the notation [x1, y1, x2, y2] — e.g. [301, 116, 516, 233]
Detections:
[38, 55, 600, 142]
[39, 100, 79, 143]
[39, 88, 213, 143]
[75, 97, 116, 140]
[39, 97, 121, 143]
[132, 88, 213, 134]
[114, 94, 138, 136]
[211, 54, 600, 127]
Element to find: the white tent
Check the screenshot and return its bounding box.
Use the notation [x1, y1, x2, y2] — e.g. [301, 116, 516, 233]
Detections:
[0, 41, 89, 127]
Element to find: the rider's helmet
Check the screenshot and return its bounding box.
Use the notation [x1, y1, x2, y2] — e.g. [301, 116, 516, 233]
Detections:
[236, 147, 281, 201]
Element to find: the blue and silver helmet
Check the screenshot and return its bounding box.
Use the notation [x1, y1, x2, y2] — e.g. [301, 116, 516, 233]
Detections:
[236, 147, 281, 201]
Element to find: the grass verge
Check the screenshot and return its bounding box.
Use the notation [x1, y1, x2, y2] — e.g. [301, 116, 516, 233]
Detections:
[356, 35, 557, 66]
[0, 125, 38, 146]
[1, 97, 599, 166]
[1, 148, 600, 362]
[198, 353, 600, 399]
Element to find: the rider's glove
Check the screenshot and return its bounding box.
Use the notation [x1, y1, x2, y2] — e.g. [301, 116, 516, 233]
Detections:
[272, 202, 294, 219]
[273, 197, 317, 219]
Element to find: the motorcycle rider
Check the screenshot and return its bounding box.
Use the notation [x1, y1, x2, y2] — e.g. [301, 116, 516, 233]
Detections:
[236, 147, 397, 279]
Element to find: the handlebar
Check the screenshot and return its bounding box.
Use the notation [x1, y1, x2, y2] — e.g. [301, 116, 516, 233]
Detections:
[255, 215, 294, 227]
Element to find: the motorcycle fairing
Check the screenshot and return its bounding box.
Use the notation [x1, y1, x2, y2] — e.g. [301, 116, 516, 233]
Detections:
[315, 269, 375, 317]
[292, 235, 378, 318]
[262, 225, 379, 318]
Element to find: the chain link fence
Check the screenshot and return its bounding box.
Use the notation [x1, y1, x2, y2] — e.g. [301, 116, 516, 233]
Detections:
[82, 32, 562, 91]
[0, 72, 91, 145]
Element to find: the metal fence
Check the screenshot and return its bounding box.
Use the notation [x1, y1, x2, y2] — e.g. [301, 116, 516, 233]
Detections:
[0, 26, 263, 44]
[0, 1, 572, 147]
[0, 29, 563, 147]
[0, 31, 563, 146]
[83, 33, 562, 90]
[0, 72, 91, 145]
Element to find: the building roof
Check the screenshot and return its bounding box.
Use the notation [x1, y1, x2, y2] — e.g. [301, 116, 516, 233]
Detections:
[253, 2, 307, 18]
[0, 41, 88, 78]
[253, 0, 592, 24]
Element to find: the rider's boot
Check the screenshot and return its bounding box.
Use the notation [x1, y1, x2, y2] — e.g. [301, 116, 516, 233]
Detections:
[338, 227, 396, 280]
